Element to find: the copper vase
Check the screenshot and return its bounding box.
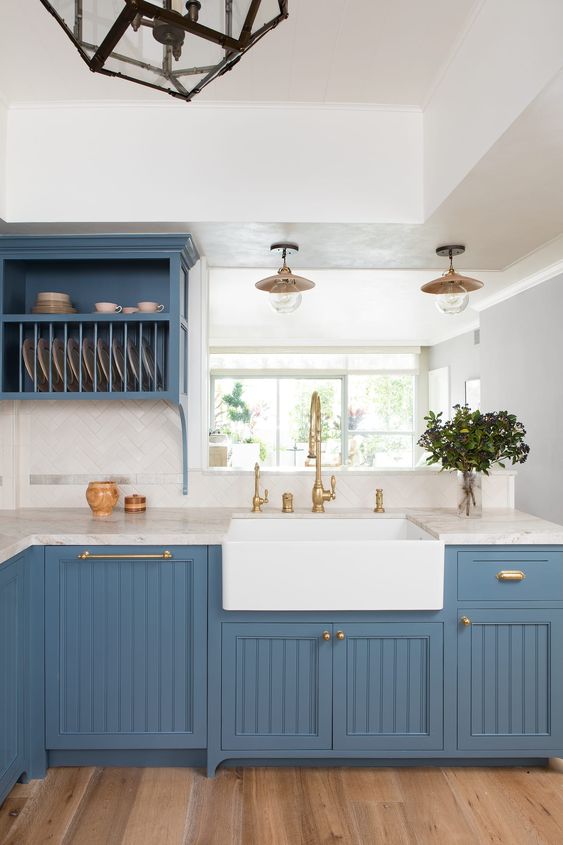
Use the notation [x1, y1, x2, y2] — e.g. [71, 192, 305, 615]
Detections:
[86, 481, 119, 517]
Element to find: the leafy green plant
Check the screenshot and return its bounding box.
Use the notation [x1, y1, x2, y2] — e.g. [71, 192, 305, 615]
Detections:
[417, 404, 530, 474]
[221, 382, 251, 427]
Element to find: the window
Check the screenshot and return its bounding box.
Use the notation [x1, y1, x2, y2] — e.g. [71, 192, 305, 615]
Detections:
[209, 352, 417, 469]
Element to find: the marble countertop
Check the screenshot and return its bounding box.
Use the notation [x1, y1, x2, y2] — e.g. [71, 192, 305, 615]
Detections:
[1, 506, 563, 566]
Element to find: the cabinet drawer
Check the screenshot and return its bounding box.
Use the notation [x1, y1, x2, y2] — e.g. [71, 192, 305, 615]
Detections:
[457, 550, 563, 601]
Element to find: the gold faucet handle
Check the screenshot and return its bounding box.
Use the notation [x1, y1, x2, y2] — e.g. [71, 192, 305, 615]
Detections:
[330, 475, 336, 499]
[263, 489, 269, 504]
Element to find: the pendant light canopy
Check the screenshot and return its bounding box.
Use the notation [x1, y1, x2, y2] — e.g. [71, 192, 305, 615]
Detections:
[421, 245, 484, 315]
[39, 1, 289, 103]
[255, 243, 315, 314]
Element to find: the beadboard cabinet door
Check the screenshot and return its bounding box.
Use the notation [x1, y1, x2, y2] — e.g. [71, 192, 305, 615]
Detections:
[45, 546, 207, 749]
[332, 622, 444, 751]
[457, 609, 563, 751]
[221, 623, 333, 751]
[0, 554, 26, 803]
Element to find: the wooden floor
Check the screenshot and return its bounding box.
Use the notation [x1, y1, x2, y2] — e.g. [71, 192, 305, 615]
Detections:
[2, 765, 563, 844]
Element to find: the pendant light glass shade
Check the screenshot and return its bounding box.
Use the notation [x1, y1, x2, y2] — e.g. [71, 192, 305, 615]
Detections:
[269, 283, 303, 314]
[434, 282, 469, 315]
[255, 243, 315, 313]
[421, 245, 483, 316]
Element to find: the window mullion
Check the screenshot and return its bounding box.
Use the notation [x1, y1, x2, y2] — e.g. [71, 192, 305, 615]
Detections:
[342, 375, 349, 466]
[276, 378, 281, 466]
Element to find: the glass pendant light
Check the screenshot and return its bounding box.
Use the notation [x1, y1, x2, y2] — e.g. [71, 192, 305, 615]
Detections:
[39, 1, 289, 103]
[255, 243, 315, 314]
[435, 282, 469, 315]
[421, 246, 483, 315]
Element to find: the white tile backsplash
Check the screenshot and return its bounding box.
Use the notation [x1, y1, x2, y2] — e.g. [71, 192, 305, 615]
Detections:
[0, 400, 515, 511]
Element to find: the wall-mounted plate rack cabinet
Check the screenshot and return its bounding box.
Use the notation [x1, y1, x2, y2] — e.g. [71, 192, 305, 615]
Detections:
[0, 234, 199, 491]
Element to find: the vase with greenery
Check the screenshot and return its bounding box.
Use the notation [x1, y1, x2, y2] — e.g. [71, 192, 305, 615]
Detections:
[417, 405, 530, 518]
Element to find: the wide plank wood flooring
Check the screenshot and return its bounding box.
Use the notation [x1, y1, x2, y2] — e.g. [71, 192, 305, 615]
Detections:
[2, 765, 563, 844]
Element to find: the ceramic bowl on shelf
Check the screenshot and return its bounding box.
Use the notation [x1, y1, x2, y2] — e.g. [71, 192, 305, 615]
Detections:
[122, 307, 139, 314]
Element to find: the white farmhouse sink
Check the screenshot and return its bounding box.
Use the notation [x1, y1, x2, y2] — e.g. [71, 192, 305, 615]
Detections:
[222, 516, 444, 611]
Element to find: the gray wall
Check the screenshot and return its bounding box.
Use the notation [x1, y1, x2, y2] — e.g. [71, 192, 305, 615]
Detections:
[427, 330, 480, 410]
[481, 274, 563, 523]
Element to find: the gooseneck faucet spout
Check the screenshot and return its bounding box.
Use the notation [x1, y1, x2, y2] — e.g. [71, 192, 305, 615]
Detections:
[308, 391, 336, 513]
[251, 463, 269, 513]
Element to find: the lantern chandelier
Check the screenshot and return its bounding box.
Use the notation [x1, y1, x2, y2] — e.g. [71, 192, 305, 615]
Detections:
[39, 1, 289, 102]
[421, 245, 484, 315]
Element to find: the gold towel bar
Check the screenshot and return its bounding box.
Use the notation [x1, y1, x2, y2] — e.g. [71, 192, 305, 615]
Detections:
[78, 550, 173, 560]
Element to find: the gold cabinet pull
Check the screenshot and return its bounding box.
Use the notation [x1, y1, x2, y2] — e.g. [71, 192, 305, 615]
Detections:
[322, 631, 331, 641]
[78, 550, 173, 560]
[496, 570, 525, 582]
[336, 630, 346, 640]
[460, 616, 471, 626]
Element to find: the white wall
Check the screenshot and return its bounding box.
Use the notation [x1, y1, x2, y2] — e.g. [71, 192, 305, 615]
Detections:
[427, 330, 480, 412]
[0, 395, 513, 510]
[481, 274, 563, 523]
[209, 267, 482, 346]
[5, 103, 422, 224]
[0, 97, 7, 220]
[424, 0, 563, 217]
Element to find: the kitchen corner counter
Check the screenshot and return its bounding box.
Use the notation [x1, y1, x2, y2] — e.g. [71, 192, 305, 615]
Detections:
[406, 508, 563, 544]
[1, 506, 563, 566]
[0, 507, 233, 565]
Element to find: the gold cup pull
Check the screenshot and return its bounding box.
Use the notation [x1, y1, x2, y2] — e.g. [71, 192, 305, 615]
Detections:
[336, 630, 345, 640]
[460, 616, 471, 627]
[496, 570, 525, 582]
[322, 631, 331, 641]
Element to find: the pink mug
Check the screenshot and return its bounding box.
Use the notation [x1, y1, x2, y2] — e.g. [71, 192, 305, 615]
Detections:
[137, 301, 165, 313]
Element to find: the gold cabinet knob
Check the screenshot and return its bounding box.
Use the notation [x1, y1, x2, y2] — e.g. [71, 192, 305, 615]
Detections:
[322, 631, 331, 641]
[460, 616, 471, 627]
[336, 630, 345, 640]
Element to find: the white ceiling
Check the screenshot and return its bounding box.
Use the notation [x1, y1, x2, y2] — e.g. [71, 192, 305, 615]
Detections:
[4, 57, 562, 275]
[0, 0, 562, 347]
[0, 0, 480, 105]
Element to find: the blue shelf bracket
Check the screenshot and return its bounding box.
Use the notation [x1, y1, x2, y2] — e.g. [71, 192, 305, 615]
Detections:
[177, 401, 188, 495]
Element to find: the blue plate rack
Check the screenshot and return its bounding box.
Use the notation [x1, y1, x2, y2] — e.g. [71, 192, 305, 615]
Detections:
[0, 234, 199, 493]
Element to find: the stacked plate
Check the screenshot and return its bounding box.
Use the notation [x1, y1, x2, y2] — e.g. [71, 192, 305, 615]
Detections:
[31, 291, 77, 314]
[21, 334, 163, 392]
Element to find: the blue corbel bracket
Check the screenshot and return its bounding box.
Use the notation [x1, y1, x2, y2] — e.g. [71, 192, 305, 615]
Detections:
[177, 401, 188, 495]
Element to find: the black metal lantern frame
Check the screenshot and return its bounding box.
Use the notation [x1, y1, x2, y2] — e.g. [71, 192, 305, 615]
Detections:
[40, 1, 289, 102]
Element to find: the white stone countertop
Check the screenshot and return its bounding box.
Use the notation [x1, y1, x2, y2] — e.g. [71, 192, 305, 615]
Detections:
[1, 506, 563, 566]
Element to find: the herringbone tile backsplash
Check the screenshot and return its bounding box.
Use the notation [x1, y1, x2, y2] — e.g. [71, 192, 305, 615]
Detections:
[0, 400, 515, 510]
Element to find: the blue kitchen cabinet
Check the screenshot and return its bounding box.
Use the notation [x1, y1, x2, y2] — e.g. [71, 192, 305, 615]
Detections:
[457, 608, 563, 752]
[333, 622, 444, 751]
[0, 554, 26, 803]
[219, 620, 443, 756]
[0, 235, 198, 403]
[221, 623, 333, 750]
[45, 546, 207, 750]
[0, 234, 198, 493]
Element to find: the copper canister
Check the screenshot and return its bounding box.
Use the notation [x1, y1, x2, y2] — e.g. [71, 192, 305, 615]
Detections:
[124, 493, 147, 514]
